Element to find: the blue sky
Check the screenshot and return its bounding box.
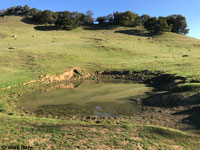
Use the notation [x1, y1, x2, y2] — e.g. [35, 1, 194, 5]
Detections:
[1, 0, 199, 39]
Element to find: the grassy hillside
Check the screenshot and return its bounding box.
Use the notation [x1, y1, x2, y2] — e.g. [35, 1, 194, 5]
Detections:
[1, 16, 200, 149]
[0, 113, 199, 150]
[0, 16, 200, 88]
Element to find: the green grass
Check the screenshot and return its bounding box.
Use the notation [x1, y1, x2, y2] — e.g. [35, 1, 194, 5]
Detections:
[138, 125, 199, 150]
[0, 113, 199, 150]
[1, 16, 200, 149]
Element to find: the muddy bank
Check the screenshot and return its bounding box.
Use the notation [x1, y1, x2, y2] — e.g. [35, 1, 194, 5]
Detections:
[7, 67, 185, 93]
[98, 70, 185, 90]
[42, 68, 186, 89]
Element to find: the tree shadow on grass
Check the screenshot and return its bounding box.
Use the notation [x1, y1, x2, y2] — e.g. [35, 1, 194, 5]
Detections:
[83, 24, 118, 30]
[34, 26, 58, 31]
[21, 17, 38, 25]
[115, 29, 160, 37]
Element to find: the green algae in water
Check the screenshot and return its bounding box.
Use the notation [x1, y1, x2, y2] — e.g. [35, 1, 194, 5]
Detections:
[19, 80, 152, 117]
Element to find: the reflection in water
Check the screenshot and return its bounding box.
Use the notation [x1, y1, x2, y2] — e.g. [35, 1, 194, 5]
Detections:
[20, 79, 152, 117]
[94, 106, 116, 117]
[35, 101, 141, 117]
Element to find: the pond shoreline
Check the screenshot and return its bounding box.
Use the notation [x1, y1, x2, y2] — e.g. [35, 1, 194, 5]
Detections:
[2, 68, 200, 133]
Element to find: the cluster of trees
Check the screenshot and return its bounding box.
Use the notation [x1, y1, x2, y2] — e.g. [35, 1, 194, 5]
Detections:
[96, 11, 140, 27]
[32, 10, 94, 29]
[143, 16, 172, 33]
[96, 14, 113, 24]
[143, 15, 189, 34]
[0, 5, 94, 29]
[0, 5, 189, 34]
[0, 5, 35, 16]
[96, 11, 189, 34]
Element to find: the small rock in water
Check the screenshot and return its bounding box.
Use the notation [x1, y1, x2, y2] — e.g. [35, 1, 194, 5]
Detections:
[96, 106, 101, 110]
[183, 119, 190, 123]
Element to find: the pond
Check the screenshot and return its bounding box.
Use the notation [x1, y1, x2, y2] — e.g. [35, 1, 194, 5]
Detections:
[19, 79, 152, 118]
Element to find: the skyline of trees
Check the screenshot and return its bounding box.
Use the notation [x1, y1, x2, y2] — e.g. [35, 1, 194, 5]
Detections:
[0, 5, 189, 34]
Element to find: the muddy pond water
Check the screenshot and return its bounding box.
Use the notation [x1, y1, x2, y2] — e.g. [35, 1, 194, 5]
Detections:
[19, 79, 152, 118]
